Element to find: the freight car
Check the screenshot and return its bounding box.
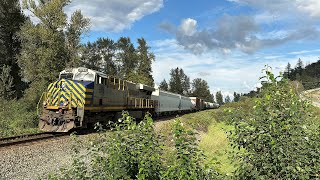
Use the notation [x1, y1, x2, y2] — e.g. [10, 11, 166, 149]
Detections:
[38, 67, 218, 132]
[151, 87, 194, 116]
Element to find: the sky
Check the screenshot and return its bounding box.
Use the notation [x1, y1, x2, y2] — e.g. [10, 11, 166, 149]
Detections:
[63, 0, 320, 98]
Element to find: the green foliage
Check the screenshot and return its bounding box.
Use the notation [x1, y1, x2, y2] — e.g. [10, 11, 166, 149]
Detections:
[169, 67, 190, 95]
[230, 66, 320, 179]
[50, 112, 222, 179]
[224, 95, 231, 104]
[159, 79, 169, 91]
[190, 78, 214, 102]
[19, 0, 88, 105]
[233, 92, 240, 102]
[136, 38, 155, 86]
[0, 98, 39, 138]
[215, 91, 224, 105]
[51, 112, 162, 179]
[162, 120, 221, 180]
[0, 65, 15, 99]
[66, 10, 90, 67]
[0, 0, 26, 98]
[81, 37, 155, 86]
[285, 57, 320, 90]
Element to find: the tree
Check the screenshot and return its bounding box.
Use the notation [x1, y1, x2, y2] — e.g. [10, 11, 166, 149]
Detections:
[283, 63, 291, 79]
[216, 91, 223, 105]
[224, 95, 231, 103]
[159, 79, 168, 91]
[233, 92, 240, 102]
[0, 65, 14, 100]
[98, 38, 117, 76]
[135, 38, 155, 86]
[190, 78, 214, 102]
[169, 67, 190, 95]
[81, 42, 102, 72]
[66, 10, 89, 67]
[81, 38, 117, 76]
[19, 0, 88, 105]
[116, 37, 137, 80]
[0, 0, 26, 99]
[296, 58, 303, 72]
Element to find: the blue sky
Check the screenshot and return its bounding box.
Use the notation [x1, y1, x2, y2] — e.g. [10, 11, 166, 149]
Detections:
[63, 0, 320, 98]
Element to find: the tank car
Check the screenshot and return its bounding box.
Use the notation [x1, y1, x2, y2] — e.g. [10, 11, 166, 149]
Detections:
[38, 67, 157, 132]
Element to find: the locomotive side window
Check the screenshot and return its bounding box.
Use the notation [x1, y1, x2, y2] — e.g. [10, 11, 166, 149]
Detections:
[99, 76, 102, 84]
[60, 73, 73, 80]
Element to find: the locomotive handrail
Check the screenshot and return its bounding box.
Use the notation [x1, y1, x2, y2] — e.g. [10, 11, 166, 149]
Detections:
[37, 92, 46, 116]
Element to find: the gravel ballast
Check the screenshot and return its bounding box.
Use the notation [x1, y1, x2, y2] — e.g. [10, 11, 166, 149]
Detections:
[0, 137, 74, 179]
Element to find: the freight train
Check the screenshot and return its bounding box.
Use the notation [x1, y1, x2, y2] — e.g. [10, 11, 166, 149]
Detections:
[38, 67, 219, 132]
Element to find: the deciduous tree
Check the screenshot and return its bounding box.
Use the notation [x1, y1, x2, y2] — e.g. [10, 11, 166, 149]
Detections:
[19, 0, 88, 105]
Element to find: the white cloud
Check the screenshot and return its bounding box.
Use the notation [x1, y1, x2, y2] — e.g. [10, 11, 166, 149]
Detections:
[65, 0, 163, 32]
[151, 39, 320, 95]
[229, 0, 320, 18]
[160, 15, 320, 54]
[179, 18, 197, 36]
[297, 0, 320, 17]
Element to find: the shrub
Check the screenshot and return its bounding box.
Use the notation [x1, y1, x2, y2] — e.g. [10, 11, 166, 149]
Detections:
[50, 113, 223, 179]
[162, 120, 221, 179]
[230, 66, 320, 179]
[0, 98, 38, 138]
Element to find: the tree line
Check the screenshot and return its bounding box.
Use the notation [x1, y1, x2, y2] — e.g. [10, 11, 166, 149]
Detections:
[0, 0, 154, 105]
[157, 67, 241, 104]
[284, 57, 320, 90]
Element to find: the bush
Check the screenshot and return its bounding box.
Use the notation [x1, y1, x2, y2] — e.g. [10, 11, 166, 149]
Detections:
[230, 67, 320, 179]
[0, 98, 39, 138]
[50, 112, 222, 179]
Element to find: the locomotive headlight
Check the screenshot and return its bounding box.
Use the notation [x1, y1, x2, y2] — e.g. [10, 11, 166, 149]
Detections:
[63, 102, 69, 106]
[43, 101, 47, 106]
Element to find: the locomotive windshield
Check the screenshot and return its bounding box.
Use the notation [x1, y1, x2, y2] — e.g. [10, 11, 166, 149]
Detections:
[74, 72, 95, 81]
[60, 73, 73, 80]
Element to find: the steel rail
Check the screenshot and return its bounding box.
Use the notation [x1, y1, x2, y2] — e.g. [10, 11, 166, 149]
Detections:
[0, 132, 67, 148]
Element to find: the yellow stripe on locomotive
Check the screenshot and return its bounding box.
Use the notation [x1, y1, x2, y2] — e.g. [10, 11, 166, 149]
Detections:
[45, 79, 92, 109]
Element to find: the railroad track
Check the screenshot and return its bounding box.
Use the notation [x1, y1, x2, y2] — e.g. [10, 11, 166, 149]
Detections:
[0, 132, 68, 148]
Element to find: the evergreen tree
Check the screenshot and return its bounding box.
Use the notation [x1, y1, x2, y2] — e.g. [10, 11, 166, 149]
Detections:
[97, 38, 117, 76]
[135, 38, 155, 86]
[190, 78, 214, 102]
[233, 92, 240, 102]
[169, 67, 190, 95]
[296, 58, 304, 72]
[116, 37, 137, 80]
[0, 0, 26, 98]
[19, 0, 88, 105]
[216, 91, 224, 105]
[211, 93, 215, 103]
[159, 79, 168, 91]
[283, 63, 291, 79]
[225, 95, 231, 103]
[180, 69, 190, 94]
